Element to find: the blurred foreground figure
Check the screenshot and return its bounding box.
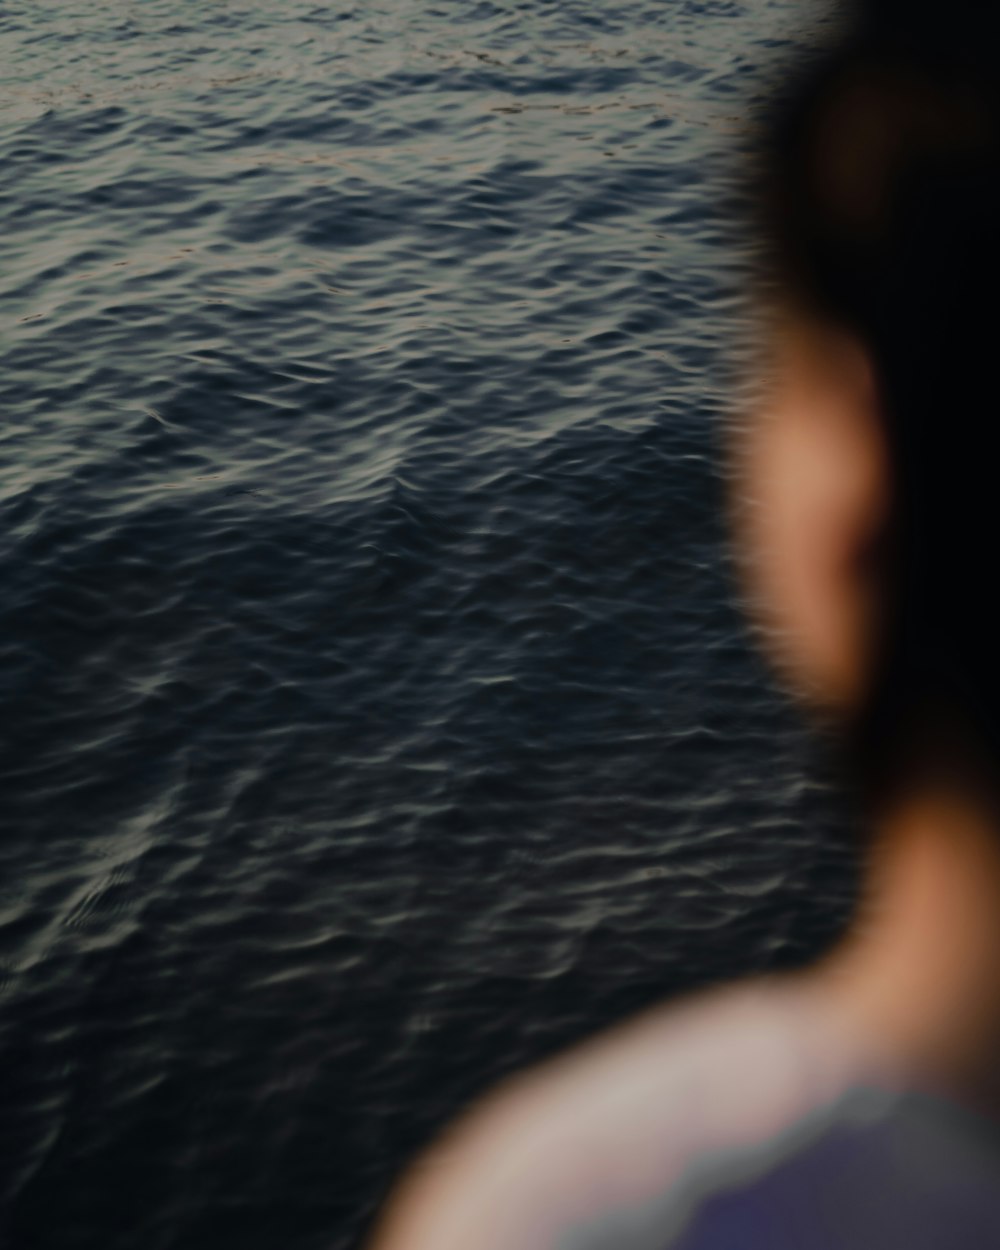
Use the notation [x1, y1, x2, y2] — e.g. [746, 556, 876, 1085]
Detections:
[368, 1, 1000, 1245]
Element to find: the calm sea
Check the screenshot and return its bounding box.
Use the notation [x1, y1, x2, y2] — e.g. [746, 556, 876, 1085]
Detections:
[1, 2, 857, 1247]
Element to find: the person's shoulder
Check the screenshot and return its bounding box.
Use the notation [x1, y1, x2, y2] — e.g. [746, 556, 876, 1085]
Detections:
[369, 976, 870, 1250]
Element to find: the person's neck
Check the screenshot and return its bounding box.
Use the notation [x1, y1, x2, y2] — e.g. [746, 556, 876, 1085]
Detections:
[808, 772, 1000, 1112]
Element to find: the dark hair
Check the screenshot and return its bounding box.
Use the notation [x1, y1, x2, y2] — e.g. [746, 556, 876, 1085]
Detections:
[755, 1, 1000, 810]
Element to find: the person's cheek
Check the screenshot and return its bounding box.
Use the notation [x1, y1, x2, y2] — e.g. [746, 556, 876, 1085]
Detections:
[731, 377, 874, 713]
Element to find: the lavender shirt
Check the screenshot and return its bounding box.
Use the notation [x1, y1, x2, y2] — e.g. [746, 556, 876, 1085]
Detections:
[662, 1083, 1000, 1250]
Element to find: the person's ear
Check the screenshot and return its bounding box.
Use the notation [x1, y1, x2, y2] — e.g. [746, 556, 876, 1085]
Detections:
[731, 313, 889, 713]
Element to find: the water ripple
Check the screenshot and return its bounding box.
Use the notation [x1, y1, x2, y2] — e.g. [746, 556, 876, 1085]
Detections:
[1, 1, 853, 1247]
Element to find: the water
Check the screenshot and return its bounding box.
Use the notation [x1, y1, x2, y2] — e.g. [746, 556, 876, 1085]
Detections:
[0, 2, 857, 1247]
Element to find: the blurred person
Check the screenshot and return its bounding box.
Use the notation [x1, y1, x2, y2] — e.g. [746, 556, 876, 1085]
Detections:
[366, 1, 1000, 1245]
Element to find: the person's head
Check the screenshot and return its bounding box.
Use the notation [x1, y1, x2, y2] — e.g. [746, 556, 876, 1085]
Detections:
[734, 0, 1000, 815]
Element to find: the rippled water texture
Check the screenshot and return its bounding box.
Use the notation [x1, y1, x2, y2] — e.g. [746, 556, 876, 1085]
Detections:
[1, 2, 856, 1247]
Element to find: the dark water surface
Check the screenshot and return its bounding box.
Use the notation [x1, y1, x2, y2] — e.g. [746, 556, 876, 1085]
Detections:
[1, 2, 857, 1247]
